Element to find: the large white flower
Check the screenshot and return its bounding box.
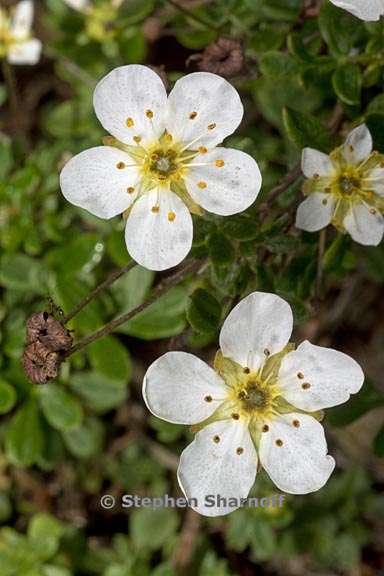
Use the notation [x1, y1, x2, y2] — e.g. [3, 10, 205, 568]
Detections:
[143, 292, 364, 517]
[60, 65, 262, 271]
[0, 1, 41, 65]
[296, 124, 384, 246]
[329, 0, 384, 21]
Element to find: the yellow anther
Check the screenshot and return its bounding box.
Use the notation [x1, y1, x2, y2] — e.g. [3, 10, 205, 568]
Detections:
[167, 211, 176, 222]
[208, 123, 216, 130]
[198, 181, 207, 189]
[189, 111, 198, 119]
[215, 159, 225, 167]
[293, 419, 300, 428]
[146, 109, 154, 118]
[198, 146, 207, 154]
[127, 187, 135, 194]
[164, 132, 173, 142]
[151, 206, 160, 213]
[126, 117, 134, 127]
[133, 135, 142, 144]
[116, 162, 125, 169]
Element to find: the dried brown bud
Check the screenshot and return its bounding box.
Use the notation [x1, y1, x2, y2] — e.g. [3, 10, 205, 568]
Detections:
[22, 342, 60, 385]
[26, 312, 72, 352]
[190, 37, 245, 78]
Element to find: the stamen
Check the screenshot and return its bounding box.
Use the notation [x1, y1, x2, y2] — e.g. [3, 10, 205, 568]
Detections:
[164, 132, 173, 142]
[126, 117, 134, 127]
[127, 187, 135, 194]
[236, 447, 244, 455]
[199, 146, 208, 154]
[264, 348, 270, 356]
[151, 206, 160, 213]
[370, 208, 377, 215]
[243, 367, 250, 374]
[145, 109, 153, 118]
[293, 420, 300, 428]
[116, 162, 125, 169]
[204, 395, 212, 402]
[297, 372, 304, 379]
[262, 424, 269, 432]
[302, 382, 311, 390]
[213, 435, 220, 444]
[215, 159, 225, 168]
[232, 413, 240, 420]
[133, 136, 142, 144]
[208, 123, 216, 130]
[189, 111, 198, 119]
[322, 199, 328, 205]
[198, 181, 207, 189]
[275, 439, 283, 447]
[168, 211, 176, 222]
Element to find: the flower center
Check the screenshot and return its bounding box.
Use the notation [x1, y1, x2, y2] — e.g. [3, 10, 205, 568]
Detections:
[337, 174, 360, 196]
[149, 149, 179, 180]
[238, 380, 270, 412]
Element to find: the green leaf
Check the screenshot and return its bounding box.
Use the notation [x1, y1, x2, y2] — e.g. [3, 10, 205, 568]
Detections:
[318, 2, 363, 55]
[63, 417, 104, 459]
[259, 51, 298, 78]
[186, 288, 221, 334]
[111, 265, 154, 316]
[38, 384, 83, 432]
[366, 114, 384, 152]
[5, 399, 44, 466]
[87, 336, 131, 384]
[283, 107, 333, 152]
[28, 514, 64, 560]
[207, 232, 236, 267]
[0, 379, 17, 414]
[323, 235, 349, 273]
[0, 254, 48, 295]
[122, 286, 188, 340]
[131, 508, 179, 552]
[332, 62, 361, 105]
[374, 424, 384, 457]
[69, 372, 127, 413]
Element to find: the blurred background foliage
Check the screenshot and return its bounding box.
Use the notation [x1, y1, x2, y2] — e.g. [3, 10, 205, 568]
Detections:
[0, 0, 384, 574]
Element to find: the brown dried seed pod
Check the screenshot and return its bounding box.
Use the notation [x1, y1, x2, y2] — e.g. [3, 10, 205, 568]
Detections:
[192, 37, 245, 78]
[22, 342, 60, 385]
[26, 312, 72, 352]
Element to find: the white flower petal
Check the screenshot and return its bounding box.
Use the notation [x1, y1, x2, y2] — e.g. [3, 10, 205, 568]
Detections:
[342, 124, 373, 165]
[219, 292, 293, 371]
[93, 65, 168, 145]
[166, 72, 243, 150]
[7, 38, 42, 65]
[125, 189, 193, 271]
[60, 146, 138, 219]
[11, 0, 33, 38]
[185, 147, 261, 216]
[343, 202, 384, 246]
[278, 340, 364, 411]
[259, 413, 335, 494]
[178, 419, 257, 516]
[301, 148, 334, 178]
[362, 168, 384, 196]
[143, 351, 227, 425]
[62, 0, 90, 11]
[295, 193, 335, 232]
[330, 0, 384, 21]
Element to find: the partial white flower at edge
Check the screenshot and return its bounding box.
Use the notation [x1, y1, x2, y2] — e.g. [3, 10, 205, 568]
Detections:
[0, 1, 42, 65]
[296, 124, 384, 246]
[62, 0, 122, 12]
[329, 0, 384, 21]
[143, 291, 364, 517]
[60, 65, 262, 271]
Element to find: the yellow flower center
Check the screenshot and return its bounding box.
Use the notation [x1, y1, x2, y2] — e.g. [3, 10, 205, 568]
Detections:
[231, 372, 279, 421]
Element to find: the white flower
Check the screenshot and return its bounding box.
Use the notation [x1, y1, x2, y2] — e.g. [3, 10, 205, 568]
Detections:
[143, 292, 364, 517]
[0, 1, 41, 65]
[62, 0, 122, 11]
[60, 65, 262, 271]
[296, 124, 384, 246]
[329, 0, 384, 21]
